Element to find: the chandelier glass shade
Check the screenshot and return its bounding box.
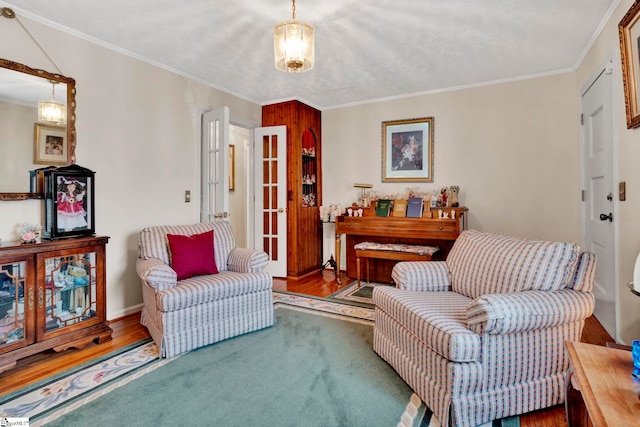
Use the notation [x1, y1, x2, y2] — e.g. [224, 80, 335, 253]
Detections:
[38, 82, 66, 126]
[274, 1, 314, 73]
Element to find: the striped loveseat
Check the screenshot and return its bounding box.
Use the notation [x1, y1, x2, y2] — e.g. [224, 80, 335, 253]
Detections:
[372, 229, 595, 427]
[136, 221, 274, 358]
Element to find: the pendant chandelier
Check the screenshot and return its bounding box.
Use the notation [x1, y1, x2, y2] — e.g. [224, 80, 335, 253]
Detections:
[273, 0, 314, 73]
[38, 81, 66, 126]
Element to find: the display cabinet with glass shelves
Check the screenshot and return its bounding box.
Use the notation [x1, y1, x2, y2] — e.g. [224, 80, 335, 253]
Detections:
[0, 257, 34, 352]
[0, 236, 111, 373]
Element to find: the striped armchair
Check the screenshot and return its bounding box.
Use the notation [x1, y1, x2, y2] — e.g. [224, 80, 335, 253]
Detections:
[372, 229, 595, 427]
[136, 221, 274, 358]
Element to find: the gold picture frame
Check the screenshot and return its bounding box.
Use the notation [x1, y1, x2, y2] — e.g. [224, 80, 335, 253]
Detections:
[229, 144, 235, 191]
[619, 0, 640, 129]
[34, 123, 68, 165]
[382, 117, 434, 182]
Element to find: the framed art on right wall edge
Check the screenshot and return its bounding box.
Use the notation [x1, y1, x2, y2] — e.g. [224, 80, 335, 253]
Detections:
[619, 0, 640, 129]
[381, 117, 434, 183]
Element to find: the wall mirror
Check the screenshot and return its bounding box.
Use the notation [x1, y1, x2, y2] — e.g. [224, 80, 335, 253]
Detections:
[0, 58, 76, 201]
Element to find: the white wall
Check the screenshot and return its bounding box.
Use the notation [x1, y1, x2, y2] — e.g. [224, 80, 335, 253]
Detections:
[577, 0, 640, 344]
[0, 16, 261, 319]
[322, 72, 580, 264]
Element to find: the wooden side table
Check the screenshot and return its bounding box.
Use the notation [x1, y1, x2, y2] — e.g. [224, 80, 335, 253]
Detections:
[565, 341, 640, 426]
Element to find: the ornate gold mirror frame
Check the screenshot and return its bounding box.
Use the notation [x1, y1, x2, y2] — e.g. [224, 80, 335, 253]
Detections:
[0, 60, 76, 201]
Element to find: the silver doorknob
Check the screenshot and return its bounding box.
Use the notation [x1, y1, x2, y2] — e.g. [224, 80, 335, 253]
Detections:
[599, 213, 613, 222]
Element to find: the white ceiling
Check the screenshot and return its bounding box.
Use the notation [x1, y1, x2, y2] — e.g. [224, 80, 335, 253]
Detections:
[1, 0, 618, 110]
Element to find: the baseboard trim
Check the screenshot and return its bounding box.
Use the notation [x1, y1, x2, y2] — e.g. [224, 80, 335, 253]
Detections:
[108, 303, 143, 322]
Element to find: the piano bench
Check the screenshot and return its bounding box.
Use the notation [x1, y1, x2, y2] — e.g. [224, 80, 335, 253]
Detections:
[354, 242, 439, 288]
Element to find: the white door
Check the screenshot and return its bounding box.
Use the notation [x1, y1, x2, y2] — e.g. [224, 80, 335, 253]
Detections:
[254, 126, 287, 277]
[581, 60, 616, 338]
[201, 107, 229, 222]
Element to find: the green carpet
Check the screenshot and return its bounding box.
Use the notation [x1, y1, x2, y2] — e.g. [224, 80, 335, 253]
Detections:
[41, 305, 428, 427]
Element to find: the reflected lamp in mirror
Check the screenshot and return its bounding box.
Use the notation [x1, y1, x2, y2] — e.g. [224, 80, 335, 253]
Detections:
[38, 81, 66, 126]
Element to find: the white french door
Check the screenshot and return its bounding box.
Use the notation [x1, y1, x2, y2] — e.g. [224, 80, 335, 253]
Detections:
[201, 107, 229, 223]
[254, 126, 287, 277]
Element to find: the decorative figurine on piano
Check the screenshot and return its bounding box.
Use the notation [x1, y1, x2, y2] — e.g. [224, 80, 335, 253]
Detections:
[449, 185, 460, 207]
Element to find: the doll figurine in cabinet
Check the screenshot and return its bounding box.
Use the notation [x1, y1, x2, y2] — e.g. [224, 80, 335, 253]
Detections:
[43, 164, 96, 239]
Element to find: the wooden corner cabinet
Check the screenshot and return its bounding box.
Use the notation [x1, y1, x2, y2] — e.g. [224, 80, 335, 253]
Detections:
[262, 100, 322, 279]
[0, 236, 112, 373]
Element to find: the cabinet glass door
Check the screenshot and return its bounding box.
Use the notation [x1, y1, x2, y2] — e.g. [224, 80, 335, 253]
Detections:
[0, 260, 32, 351]
[42, 251, 99, 336]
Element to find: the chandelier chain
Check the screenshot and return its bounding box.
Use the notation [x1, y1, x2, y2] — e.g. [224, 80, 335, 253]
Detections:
[1, 7, 64, 75]
[292, 0, 296, 20]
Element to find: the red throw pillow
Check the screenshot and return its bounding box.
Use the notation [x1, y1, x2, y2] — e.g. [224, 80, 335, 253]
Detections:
[166, 230, 219, 280]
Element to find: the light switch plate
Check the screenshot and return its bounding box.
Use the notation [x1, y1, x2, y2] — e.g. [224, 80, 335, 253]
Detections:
[185, 190, 191, 203]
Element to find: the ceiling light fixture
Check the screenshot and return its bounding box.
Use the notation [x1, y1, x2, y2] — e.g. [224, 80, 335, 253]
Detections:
[38, 81, 67, 126]
[273, 0, 314, 73]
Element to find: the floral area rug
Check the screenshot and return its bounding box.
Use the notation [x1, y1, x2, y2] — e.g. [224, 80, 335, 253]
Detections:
[0, 339, 161, 424]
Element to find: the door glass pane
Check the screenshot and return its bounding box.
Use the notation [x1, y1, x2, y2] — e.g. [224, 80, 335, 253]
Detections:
[271, 160, 278, 183]
[214, 120, 220, 150]
[263, 161, 269, 183]
[263, 136, 270, 159]
[271, 187, 278, 209]
[214, 151, 220, 182]
[263, 237, 270, 256]
[271, 135, 278, 157]
[44, 252, 97, 332]
[271, 239, 278, 261]
[263, 212, 270, 234]
[263, 187, 270, 210]
[208, 122, 216, 150]
[0, 261, 26, 346]
[272, 212, 278, 234]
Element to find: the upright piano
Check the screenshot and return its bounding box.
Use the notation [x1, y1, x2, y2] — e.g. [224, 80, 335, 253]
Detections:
[334, 207, 467, 283]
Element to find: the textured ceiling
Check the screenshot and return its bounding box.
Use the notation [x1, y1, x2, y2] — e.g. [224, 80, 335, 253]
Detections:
[0, 0, 617, 110]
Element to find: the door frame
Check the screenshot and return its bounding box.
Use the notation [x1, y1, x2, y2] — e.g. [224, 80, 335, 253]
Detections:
[579, 53, 620, 340]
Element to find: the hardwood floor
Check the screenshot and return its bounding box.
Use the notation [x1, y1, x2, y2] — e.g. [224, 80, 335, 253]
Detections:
[2, 269, 613, 427]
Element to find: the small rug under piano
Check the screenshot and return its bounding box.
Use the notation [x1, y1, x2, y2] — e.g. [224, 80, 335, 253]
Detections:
[327, 281, 394, 308]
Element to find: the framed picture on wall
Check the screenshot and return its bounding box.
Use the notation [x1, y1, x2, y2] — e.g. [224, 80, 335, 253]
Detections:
[381, 117, 434, 182]
[34, 123, 68, 165]
[619, 0, 640, 128]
